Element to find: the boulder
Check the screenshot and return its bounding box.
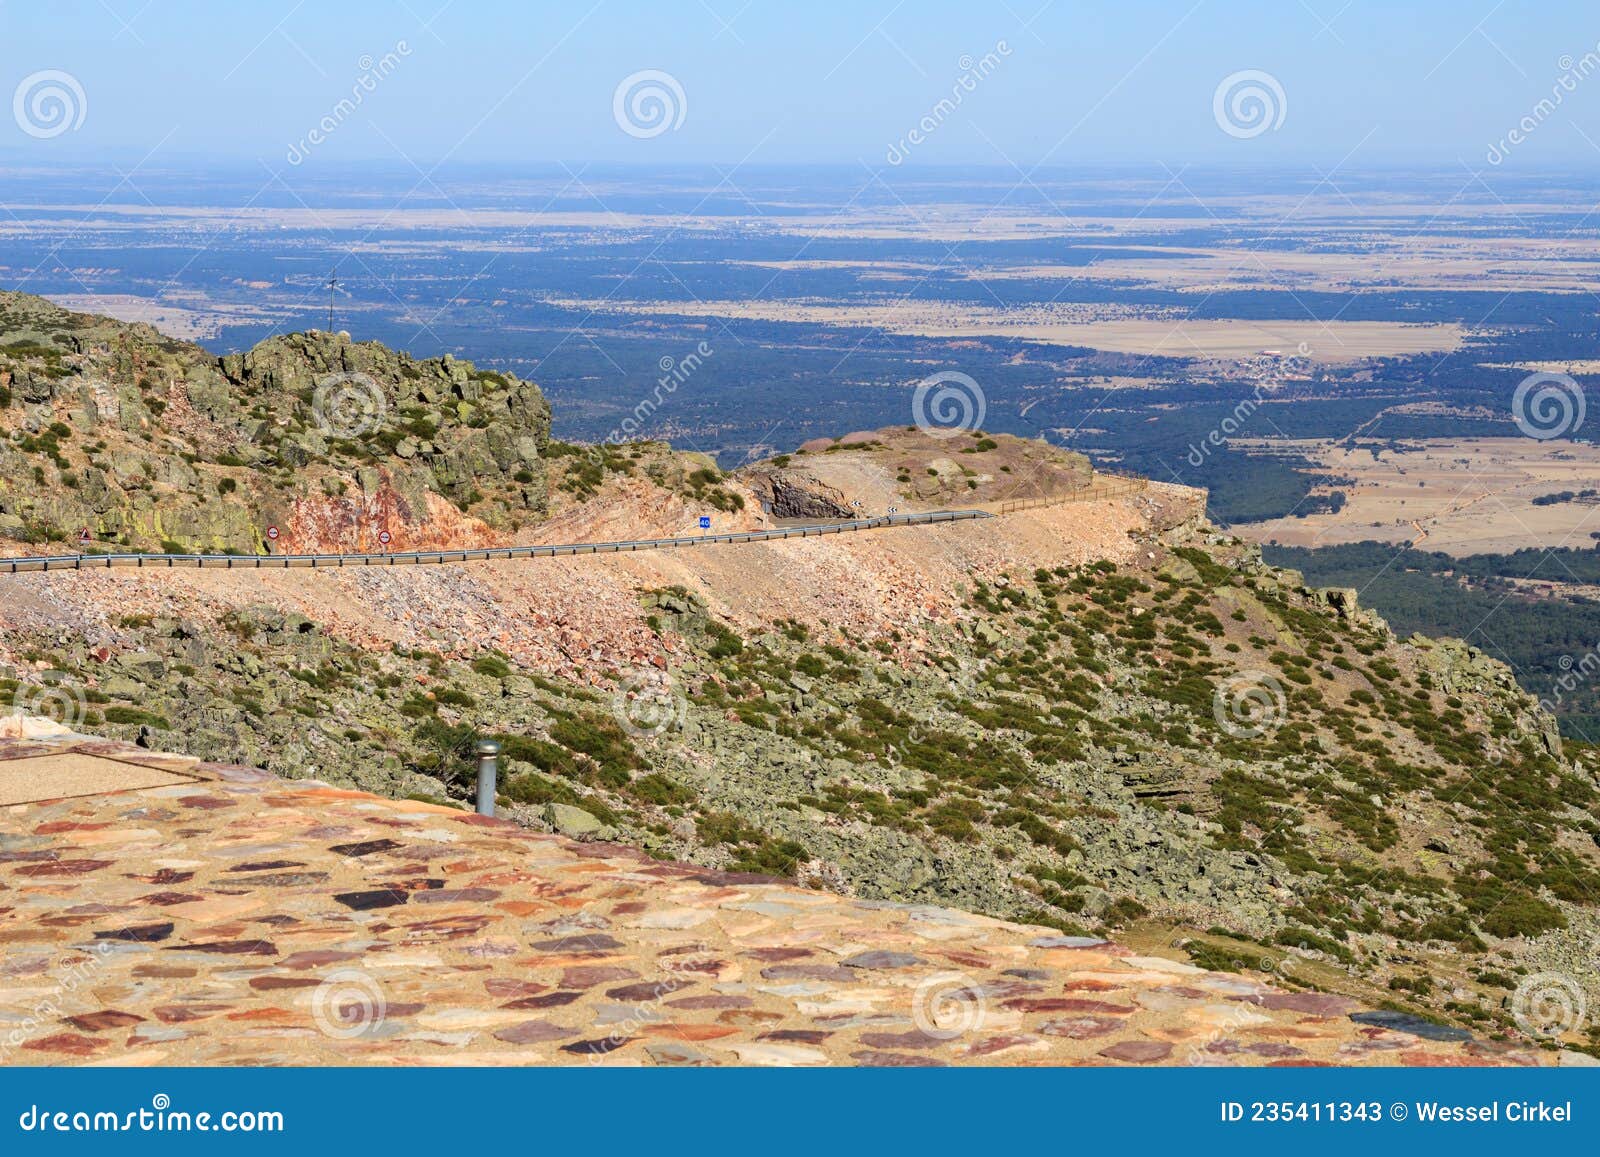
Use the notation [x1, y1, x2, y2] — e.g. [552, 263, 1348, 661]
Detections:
[544, 803, 604, 838]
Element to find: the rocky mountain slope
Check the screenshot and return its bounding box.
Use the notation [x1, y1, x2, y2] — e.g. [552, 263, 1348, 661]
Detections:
[0, 291, 551, 554]
[2, 299, 1598, 1057]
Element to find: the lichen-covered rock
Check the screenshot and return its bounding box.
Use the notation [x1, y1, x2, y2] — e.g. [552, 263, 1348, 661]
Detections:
[0, 292, 551, 553]
[545, 802, 606, 838]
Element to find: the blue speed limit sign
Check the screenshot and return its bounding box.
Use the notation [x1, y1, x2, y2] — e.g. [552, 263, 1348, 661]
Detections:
[699, 516, 711, 529]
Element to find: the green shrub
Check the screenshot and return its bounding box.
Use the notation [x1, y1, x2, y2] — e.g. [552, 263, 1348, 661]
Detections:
[103, 706, 171, 729]
[472, 654, 513, 679]
[628, 772, 696, 806]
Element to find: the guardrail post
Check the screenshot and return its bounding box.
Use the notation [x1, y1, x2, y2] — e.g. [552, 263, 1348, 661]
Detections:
[475, 739, 501, 817]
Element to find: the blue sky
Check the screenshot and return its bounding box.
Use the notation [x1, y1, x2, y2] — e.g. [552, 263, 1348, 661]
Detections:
[6, 0, 1600, 172]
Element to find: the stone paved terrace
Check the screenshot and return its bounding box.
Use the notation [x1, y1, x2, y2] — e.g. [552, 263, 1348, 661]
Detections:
[0, 730, 1559, 1067]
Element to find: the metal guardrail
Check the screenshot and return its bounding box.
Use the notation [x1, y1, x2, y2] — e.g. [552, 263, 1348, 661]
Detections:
[998, 478, 1149, 515]
[0, 509, 992, 575]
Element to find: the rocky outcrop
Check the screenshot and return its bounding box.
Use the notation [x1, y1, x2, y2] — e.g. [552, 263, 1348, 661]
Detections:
[0, 293, 551, 554]
[1407, 632, 1563, 756]
[744, 467, 855, 519]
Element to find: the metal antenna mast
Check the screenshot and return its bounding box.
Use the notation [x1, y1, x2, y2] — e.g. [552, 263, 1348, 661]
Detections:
[326, 267, 338, 332]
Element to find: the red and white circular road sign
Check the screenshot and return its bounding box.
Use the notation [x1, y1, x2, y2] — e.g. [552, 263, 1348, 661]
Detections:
[266, 526, 280, 541]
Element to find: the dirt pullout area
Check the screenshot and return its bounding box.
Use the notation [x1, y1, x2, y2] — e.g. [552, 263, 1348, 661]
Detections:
[1232, 436, 1600, 555]
[744, 426, 1096, 515]
[0, 482, 1195, 685]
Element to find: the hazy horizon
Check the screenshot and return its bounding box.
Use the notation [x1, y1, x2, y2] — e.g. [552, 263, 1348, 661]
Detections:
[9, 0, 1600, 175]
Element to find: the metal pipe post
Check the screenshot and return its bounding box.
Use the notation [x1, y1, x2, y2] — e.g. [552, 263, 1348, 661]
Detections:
[475, 739, 501, 817]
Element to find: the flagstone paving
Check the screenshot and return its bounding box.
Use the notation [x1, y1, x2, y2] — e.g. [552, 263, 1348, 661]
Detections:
[0, 732, 1554, 1067]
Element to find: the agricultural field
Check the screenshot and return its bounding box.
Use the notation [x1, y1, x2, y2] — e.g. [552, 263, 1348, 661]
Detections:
[1233, 437, 1600, 555]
